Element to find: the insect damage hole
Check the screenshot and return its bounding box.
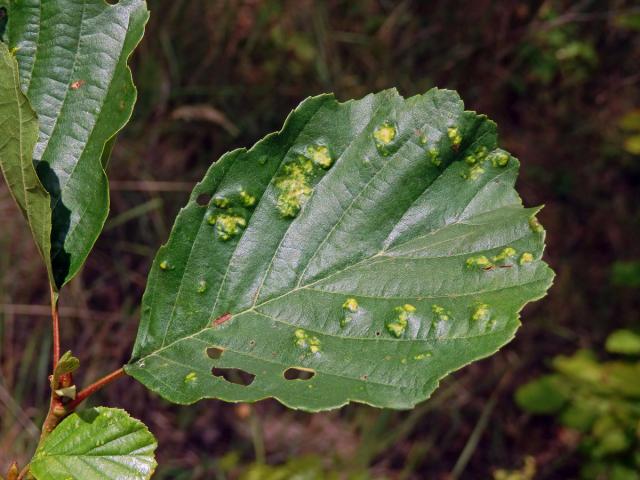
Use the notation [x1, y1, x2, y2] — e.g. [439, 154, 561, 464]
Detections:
[196, 193, 212, 206]
[212, 367, 255, 386]
[283, 367, 315, 381]
[207, 346, 225, 359]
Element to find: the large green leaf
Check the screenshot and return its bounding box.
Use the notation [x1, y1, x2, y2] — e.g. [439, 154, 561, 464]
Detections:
[127, 88, 554, 411]
[30, 407, 157, 480]
[0, 42, 53, 283]
[4, 0, 149, 288]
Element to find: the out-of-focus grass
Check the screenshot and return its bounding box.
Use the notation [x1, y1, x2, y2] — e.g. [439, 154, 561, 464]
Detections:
[2, 0, 640, 478]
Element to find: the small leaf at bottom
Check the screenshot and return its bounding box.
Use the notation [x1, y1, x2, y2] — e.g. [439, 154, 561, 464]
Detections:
[30, 407, 157, 480]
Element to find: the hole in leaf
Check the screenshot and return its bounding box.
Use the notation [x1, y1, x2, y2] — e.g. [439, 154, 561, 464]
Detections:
[196, 193, 212, 206]
[283, 367, 315, 381]
[212, 367, 255, 386]
[375, 331, 381, 336]
[207, 347, 225, 359]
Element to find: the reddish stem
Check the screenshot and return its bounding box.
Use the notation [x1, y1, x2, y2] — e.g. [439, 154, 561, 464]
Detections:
[50, 285, 60, 369]
[66, 367, 126, 411]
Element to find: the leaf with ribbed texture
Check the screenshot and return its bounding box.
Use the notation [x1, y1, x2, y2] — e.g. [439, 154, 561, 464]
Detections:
[30, 407, 157, 480]
[0, 43, 53, 284]
[127, 88, 554, 411]
[4, 0, 149, 288]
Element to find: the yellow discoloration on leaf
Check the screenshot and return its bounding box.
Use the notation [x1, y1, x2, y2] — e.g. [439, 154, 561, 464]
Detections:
[466, 255, 493, 269]
[306, 144, 333, 169]
[462, 164, 485, 180]
[529, 216, 544, 233]
[493, 247, 517, 262]
[208, 211, 247, 240]
[343, 298, 359, 312]
[275, 156, 315, 218]
[489, 149, 510, 167]
[431, 304, 451, 322]
[447, 126, 462, 150]
[520, 252, 534, 265]
[471, 303, 491, 322]
[239, 190, 256, 207]
[373, 122, 397, 146]
[386, 304, 416, 338]
[294, 328, 321, 353]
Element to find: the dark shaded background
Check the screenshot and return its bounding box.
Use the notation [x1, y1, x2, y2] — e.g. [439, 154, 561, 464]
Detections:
[1, 1, 639, 478]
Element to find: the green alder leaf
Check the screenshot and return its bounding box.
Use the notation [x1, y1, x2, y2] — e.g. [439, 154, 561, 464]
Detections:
[30, 407, 157, 480]
[127, 88, 555, 411]
[0, 42, 54, 284]
[4, 0, 149, 288]
[605, 329, 640, 356]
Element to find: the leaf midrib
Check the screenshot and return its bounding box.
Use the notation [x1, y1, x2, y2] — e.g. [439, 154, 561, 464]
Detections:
[137, 262, 549, 364]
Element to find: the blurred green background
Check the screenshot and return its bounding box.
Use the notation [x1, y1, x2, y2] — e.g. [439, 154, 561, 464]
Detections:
[1, 0, 640, 478]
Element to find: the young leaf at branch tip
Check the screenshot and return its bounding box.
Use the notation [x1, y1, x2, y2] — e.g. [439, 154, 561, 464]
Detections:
[51, 351, 79, 390]
[29, 407, 157, 480]
[0, 42, 54, 286]
[127, 87, 554, 412]
[4, 0, 149, 289]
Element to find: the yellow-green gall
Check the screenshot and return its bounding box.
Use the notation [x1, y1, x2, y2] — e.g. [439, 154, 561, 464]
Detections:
[493, 247, 517, 262]
[239, 190, 256, 207]
[275, 157, 314, 218]
[520, 252, 534, 265]
[343, 298, 359, 313]
[209, 212, 247, 240]
[159, 260, 171, 271]
[213, 196, 230, 208]
[471, 303, 491, 322]
[529, 216, 544, 233]
[432, 304, 450, 322]
[489, 150, 510, 167]
[464, 154, 477, 165]
[184, 372, 198, 383]
[475, 146, 488, 160]
[466, 255, 493, 269]
[294, 329, 321, 354]
[373, 121, 397, 146]
[386, 304, 416, 338]
[462, 164, 485, 180]
[306, 144, 333, 169]
[402, 304, 417, 313]
[447, 126, 462, 150]
[414, 351, 432, 361]
[341, 298, 359, 328]
[197, 280, 208, 293]
[429, 147, 441, 166]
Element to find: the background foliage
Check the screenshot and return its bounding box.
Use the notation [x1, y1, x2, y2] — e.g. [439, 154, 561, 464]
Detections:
[1, 0, 639, 478]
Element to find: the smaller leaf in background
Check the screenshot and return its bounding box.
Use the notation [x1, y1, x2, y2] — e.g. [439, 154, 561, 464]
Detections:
[29, 407, 157, 480]
[516, 335, 640, 480]
[515, 375, 568, 414]
[605, 330, 640, 356]
[610, 261, 640, 287]
[493, 456, 536, 480]
[619, 110, 640, 155]
[0, 42, 54, 285]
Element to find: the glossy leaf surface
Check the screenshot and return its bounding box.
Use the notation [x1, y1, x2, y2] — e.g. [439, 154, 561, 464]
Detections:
[127, 88, 554, 411]
[30, 407, 157, 480]
[3, 0, 149, 288]
[0, 42, 53, 283]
